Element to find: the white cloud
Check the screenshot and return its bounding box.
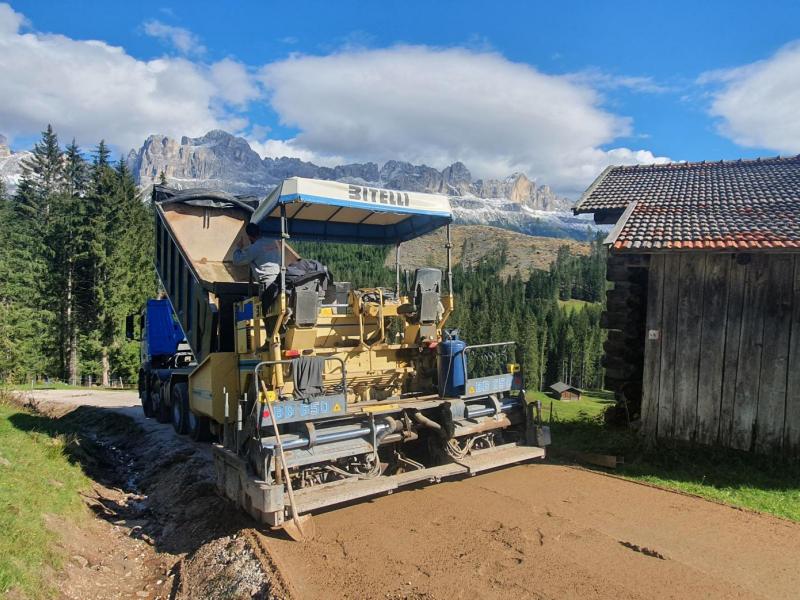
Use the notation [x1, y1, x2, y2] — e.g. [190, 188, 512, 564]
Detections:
[568, 68, 670, 94]
[0, 4, 668, 194]
[210, 58, 260, 106]
[142, 19, 205, 56]
[0, 1, 24, 35]
[247, 138, 343, 166]
[259, 45, 668, 195]
[0, 3, 260, 153]
[701, 41, 800, 154]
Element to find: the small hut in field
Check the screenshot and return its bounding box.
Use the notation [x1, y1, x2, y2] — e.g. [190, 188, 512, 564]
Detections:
[574, 155, 800, 454]
[549, 382, 582, 402]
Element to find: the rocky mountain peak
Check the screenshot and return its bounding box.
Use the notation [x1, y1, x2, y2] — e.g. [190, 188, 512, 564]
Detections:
[0, 129, 590, 238]
[129, 130, 266, 190]
[507, 173, 534, 204]
[182, 129, 229, 143]
[379, 160, 443, 193]
[0, 134, 10, 159]
[122, 129, 572, 212]
[0, 133, 34, 192]
[1, 128, 575, 215]
[441, 161, 472, 196]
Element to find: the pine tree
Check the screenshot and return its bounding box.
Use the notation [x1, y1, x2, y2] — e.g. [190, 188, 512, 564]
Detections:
[50, 140, 89, 383]
[80, 140, 118, 385]
[19, 124, 64, 222]
[2, 127, 68, 380]
[106, 160, 155, 382]
[64, 139, 88, 196]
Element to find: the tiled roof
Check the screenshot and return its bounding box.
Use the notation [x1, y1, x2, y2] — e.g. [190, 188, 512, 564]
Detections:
[574, 156, 800, 251]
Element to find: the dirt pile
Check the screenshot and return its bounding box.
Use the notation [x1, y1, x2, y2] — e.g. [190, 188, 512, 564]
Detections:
[23, 394, 289, 600]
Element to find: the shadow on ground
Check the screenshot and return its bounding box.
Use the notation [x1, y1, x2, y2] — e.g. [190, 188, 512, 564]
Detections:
[8, 403, 257, 555]
[548, 414, 800, 520]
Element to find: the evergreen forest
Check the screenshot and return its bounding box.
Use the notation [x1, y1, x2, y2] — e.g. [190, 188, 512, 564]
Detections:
[0, 126, 154, 384]
[0, 125, 606, 392]
[298, 235, 608, 391]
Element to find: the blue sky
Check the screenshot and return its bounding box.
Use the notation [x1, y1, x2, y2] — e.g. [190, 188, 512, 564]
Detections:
[3, 1, 800, 195]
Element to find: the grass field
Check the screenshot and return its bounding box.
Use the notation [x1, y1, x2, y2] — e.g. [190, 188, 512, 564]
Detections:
[9, 382, 132, 391]
[542, 391, 800, 522]
[556, 298, 593, 313]
[10, 381, 80, 391]
[528, 389, 614, 421]
[0, 393, 91, 599]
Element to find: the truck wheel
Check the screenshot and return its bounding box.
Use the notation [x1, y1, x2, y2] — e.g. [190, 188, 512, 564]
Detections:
[171, 382, 189, 435]
[188, 409, 212, 442]
[152, 376, 170, 424]
[138, 371, 154, 418]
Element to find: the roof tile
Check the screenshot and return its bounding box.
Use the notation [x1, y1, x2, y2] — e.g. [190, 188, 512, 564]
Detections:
[575, 155, 800, 252]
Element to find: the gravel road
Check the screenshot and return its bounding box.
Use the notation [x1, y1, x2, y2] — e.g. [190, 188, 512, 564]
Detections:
[32, 389, 800, 599]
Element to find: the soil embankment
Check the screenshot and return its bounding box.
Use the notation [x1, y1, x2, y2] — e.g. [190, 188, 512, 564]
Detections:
[28, 389, 800, 599]
[20, 390, 289, 600]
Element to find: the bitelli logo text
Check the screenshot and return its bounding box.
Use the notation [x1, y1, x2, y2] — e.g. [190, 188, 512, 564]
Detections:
[348, 185, 410, 207]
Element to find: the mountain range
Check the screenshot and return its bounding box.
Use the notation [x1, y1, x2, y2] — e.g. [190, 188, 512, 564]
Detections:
[126, 129, 573, 211]
[1, 130, 597, 239]
[0, 134, 29, 191]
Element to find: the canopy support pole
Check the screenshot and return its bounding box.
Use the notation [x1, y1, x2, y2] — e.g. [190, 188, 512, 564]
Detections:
[395, 242, 401, 297]
[271, 205, 288, 387]
[446, 223, 453, 295]
[280, 204, 287, 292]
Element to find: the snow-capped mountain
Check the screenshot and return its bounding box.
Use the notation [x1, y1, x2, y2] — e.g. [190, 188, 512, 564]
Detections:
[1, 130, 598, 239]
[451, 196, 596, 239]
[127, 130, 572, 207]
[0, 135, 32, 192]
[125, 130, 595, 238]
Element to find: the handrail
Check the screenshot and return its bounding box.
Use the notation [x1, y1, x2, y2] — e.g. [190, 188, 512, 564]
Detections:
[464, 341, 516, 352]
[253, 356, 347, 399]
[462, 341, 516, 382]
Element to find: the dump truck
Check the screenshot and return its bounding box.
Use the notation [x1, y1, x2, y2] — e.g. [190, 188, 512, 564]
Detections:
[129, 178, 550, 534]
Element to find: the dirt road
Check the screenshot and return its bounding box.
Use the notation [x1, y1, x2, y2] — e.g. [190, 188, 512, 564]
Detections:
[29, 389, 800, 599]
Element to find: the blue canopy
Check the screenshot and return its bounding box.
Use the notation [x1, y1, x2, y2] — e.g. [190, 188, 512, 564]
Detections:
[251, 177, 452, 244]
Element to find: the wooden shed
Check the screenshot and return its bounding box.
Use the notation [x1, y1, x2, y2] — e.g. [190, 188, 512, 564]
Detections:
[574, 156, 800, 454]
[549, 382, 582, 402]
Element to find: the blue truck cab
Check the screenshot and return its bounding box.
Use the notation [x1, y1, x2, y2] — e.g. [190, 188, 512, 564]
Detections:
[142, 299, 183, 358]
[131, 298, 196, 426]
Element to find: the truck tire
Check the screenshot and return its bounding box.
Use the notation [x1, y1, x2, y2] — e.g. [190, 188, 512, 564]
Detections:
[152, 375, 170, 424]
[139, 371, 155, 418]
[188, 408, 212, 442]
[171, 382, 189, 435]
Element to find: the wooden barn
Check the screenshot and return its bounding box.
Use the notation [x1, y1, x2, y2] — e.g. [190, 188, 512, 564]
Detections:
[574, 156, 800, 455]
[549, 382, 582, 402]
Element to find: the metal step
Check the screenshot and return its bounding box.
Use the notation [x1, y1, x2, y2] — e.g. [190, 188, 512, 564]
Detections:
[456, 444, 545, 474]
[292, 443, 545, 514]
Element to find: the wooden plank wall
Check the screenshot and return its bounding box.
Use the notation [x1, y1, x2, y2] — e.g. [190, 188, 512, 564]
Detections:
[641, 252, 800, 454]
[601, 255, 649, 414]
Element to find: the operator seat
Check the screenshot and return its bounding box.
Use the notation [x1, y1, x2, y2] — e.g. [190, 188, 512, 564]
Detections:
[413, 268, 442, 325]
[285, 259, 332, 328]
[397, 267, 442, 341]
